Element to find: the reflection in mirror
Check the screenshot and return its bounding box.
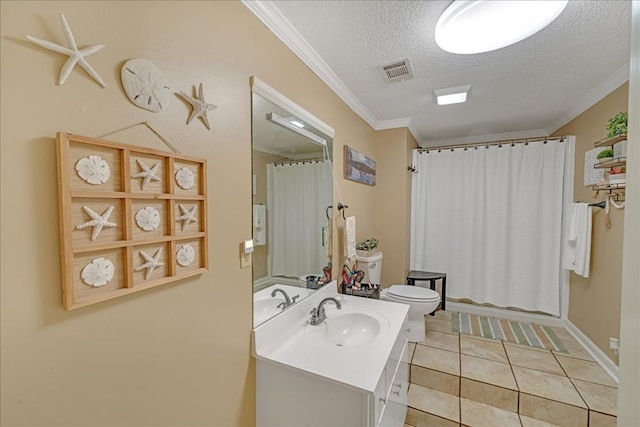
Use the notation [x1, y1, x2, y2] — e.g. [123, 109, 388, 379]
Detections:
[251, 80, 334, 327]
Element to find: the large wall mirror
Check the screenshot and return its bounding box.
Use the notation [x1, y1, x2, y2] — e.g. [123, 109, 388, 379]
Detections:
[251, 77, 334, 328]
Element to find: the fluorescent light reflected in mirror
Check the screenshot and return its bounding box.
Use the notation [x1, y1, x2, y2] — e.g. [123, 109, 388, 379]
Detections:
[266, 112, 327, 146]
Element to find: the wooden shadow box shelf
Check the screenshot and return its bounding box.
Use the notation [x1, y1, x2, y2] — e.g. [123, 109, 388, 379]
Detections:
[57, 132, 208, 310]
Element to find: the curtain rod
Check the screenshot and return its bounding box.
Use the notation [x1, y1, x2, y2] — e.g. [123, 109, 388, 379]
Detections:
[418, 135, 566, 153]
[273, 157, 325, 166]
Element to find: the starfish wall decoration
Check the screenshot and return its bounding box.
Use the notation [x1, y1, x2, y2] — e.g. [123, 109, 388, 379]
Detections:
[176, 83, 217, 130]
[76, 205, 117, 241]
[131, 158, 161, 190]
[176, 204, 198, 230]
[134, 247, 165, 280]
[26, 13, 107, 88]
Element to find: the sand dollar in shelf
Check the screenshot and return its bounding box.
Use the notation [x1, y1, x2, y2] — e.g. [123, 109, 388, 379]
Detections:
[75, 155, 110, 184]
[135, 206, 161, 231]
[81, 257, 115, 287]
[175, 167, 194, 190]
[176, 244, 195, 267]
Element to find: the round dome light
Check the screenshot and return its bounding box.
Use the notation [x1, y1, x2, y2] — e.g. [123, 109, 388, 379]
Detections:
[435, 0, 568, 54]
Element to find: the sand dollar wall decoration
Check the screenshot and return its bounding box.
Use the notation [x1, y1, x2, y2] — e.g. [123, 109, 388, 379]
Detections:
[75, 155, 111, 184]
[57, 132, 208, 310]
[121, 58, 171, 112]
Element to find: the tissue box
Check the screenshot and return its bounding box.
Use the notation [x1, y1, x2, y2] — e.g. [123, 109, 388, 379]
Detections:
[613, 140, 627, 158]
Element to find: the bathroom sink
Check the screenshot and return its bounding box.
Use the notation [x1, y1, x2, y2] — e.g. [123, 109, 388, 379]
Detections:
[305, 311, 382, 347]
[254, 298, 286, 325]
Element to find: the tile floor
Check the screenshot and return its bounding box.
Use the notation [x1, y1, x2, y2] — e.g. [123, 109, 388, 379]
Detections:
[405, 310, 618, 427]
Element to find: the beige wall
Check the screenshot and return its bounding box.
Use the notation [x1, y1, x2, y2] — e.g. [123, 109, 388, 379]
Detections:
[553, 83, 629, 361]
[372, 128, 418, 286]
[0, 1, 378, 425]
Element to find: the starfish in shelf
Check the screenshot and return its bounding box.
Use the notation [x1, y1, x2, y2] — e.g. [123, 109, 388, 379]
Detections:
[176, 204, 198, 230]
[76, 206, 117, 241]
[176, 83, 217, 130]
[26, 13, 107, 88]
[131, 159, 161, 190]
[134, 247, 164, 280]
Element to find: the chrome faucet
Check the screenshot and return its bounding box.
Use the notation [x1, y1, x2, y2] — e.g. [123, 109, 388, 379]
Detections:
[271, 288, 300, 310]
[309, 297, 342, 325]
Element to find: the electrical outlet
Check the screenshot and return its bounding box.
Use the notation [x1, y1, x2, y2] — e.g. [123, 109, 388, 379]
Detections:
[240, 253, 252, 268]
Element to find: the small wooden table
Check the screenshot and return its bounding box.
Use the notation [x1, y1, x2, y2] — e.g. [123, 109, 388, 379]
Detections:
[406, 270, 447, 311]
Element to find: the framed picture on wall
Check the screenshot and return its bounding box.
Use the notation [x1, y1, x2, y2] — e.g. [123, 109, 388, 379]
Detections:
[343, 145, 376, 186]
[584, 147, 606, 186]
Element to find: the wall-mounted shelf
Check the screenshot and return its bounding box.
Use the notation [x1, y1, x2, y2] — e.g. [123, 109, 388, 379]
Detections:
[594, 157, 627, 168]
[56, 132, 208, 310]
[592, 183, 626, 191]
[592, 133, 627, 197]
[593, 134, 627, 147]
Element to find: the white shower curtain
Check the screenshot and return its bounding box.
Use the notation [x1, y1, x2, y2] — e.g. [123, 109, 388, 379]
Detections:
[410, 139, 573, 316]
[267, 160, 332, 278]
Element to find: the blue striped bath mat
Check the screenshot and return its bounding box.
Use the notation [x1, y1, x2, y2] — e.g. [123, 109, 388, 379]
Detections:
[452, 312, 568, 353]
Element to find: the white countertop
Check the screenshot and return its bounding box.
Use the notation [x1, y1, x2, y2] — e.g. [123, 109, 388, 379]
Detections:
[252, 283, 409, 392]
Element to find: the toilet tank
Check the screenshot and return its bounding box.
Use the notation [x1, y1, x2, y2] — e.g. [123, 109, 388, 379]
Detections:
[356, 251, 383, 284]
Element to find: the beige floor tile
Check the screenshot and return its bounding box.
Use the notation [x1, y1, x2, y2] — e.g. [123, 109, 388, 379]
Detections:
[460, 335, 508, 363]
[460, 354, 517, 390]
[460, 377, 518, 412]
[548, 325, 577, 342]
[519, 393, 588, 427]
[413, 344, 460, 375]
[426, 317, 456, 334]
[411, 365, 460, 396]
[433, 310, 453, 321]
[409, 342, 417, 360]
[504, 340, 548, 353]
[505, 345, 565, 375]
[519, 415, 563, 427]
[571, 378, 617, 416]
[460, 398, 521, 427]
[420, 329, 459, 352]
[552, 340, 593, 361]
[512, 366, 586, 408]
[405, 407, 459, 427]
[589, 411, 617, 427]
[554, 355, 617, 387]
[408, 383, 460, 423]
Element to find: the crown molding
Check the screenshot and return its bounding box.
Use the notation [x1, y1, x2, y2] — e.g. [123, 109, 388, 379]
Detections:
[242, 0, 380, 129]
[547, 63, 630, 134]
[421, 129, 549, 148]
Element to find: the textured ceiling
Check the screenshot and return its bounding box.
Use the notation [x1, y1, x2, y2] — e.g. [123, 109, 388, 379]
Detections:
[244, 0, 632, 146]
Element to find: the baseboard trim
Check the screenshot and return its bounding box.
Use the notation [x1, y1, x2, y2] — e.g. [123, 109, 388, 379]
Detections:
[447, 301, 565, 327]
[565, 320, 619, 384]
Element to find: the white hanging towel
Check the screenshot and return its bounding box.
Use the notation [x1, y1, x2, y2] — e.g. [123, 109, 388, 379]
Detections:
[345, 216, 357, 261]
[253, 204, 266, 246]
[561, 203, 592, 278]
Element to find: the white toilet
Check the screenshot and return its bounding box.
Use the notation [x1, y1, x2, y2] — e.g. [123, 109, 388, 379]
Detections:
[381, 285, 441, 343]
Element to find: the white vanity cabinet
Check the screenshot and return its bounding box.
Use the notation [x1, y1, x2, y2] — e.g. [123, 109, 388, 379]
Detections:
[254, 290, 410, 427]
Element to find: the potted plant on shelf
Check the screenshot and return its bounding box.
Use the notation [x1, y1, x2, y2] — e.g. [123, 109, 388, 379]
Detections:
[606, 112, 628, 138]
[608, 167, 626, 185]
[597, 148, 614, 163]
[356, 237, 379, 257]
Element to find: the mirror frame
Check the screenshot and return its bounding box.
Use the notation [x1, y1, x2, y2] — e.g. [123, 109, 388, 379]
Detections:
[250, 76, 335, 327]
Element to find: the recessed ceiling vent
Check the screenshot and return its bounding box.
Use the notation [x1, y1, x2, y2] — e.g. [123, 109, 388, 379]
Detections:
[381, 58, 413, 83]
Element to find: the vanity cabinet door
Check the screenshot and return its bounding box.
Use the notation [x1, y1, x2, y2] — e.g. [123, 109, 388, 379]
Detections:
[373, 367, 387, 426]
[387, 343, 409, 426]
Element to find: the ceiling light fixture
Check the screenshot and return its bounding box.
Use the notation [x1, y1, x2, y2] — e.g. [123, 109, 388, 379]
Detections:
[266, 112, 326, 146]
[434, 85, 471, 106]
[435, 0, 568, 55]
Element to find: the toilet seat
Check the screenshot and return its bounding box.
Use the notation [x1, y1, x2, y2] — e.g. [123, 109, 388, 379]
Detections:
[386, 285, 440, 302]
